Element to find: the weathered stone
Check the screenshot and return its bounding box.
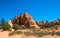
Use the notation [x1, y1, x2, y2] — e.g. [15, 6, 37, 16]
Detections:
[52, 19, 60, 25]
[10, 13, 39, 28]
[8, 20, 13, 27]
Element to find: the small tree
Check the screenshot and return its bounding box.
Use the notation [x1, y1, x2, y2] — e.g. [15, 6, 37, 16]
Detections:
[1, 18, 5, 25]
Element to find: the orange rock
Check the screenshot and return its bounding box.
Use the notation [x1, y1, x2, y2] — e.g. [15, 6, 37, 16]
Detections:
[11, 13, 39, 28]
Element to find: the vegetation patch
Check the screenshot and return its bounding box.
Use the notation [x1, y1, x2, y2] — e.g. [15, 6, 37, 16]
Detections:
[9, 31, 23, 36]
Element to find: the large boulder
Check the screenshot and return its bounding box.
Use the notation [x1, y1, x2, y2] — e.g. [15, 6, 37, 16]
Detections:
[11, 13, 39, 28]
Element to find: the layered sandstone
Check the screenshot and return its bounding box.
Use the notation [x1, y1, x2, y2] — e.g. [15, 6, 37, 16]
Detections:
[9, 13, 39, 28]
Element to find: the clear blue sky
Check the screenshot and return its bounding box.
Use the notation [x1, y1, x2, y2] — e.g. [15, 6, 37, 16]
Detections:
[0, 0, 60, 22]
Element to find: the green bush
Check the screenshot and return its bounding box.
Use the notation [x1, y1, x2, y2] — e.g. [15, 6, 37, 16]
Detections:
[24, 32, 32, 36]
[24, 30, 45, 37]
[13, 24, 22, 30]
[2, 23, 11, 31]
[0, 26, 3, 29]
[41, 22, 55, 28]
[9, 31, 23, 36]
[9, 32, 14, 36]
[55, 32, 60, 36]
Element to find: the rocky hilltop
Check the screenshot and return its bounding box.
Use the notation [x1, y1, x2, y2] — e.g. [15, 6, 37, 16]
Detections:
[9, 13, 39, 28]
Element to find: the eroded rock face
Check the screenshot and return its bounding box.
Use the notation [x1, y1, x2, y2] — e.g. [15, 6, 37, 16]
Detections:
[8, 20, 13, 27]
[8, 20, 14, 31]
[11, 13, 39, 28]
[52, 19, 60, 25]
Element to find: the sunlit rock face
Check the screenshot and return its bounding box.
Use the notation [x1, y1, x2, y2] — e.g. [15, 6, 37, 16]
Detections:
[8, 20, 14, 31]
[11, 13, 39, 28]
[8, 20, 13, 27]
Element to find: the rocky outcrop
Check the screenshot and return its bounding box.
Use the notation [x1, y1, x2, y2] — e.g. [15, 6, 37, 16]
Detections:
[11, 13, 39, 28]
[8, 20, 14, 31]
[52, 19, 60, 25]
[8, 20, 13, 27]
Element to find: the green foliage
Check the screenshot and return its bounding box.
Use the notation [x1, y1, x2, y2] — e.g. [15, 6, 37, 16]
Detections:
[13, 24, 21, 30]
[26, 26, 36, 30]
[1, 18, 5, 25]
[13, 24, 33, 30]
[41, 22, 55, 28]
[51, 25, 58, 30]
[9, 31, 23, 36]
[45, 21, 52, 28]
[55, 32, 60, 36]
[0, 18, 12, 31]
[24, 32, 32, 36]
[40, 24, 45, 28]
[0, 25, 3, 29]
[2, 23, 11, 31]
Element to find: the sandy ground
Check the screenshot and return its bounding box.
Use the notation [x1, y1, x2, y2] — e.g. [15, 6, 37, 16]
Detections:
[0, 31, 60, 38]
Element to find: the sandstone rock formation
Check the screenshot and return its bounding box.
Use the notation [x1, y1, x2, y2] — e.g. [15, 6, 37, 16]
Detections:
[11, 13, 39, 28]
[8, 20, 13, 28]
[52, 19, 60, 25]
[8, 20, 14, 31]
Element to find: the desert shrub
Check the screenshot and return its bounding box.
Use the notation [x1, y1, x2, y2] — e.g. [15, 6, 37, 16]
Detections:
[24, 30, 45, 37]
[2, 23, 11, 31]
[0, 25, 3, 29]
[55, 32, 60, 36]
[33, 31, 43, 37]
[21, 25, 28, 29]
[32, 30, 49, 37]
[9, 32, 14, 36]
[9, 31, 23, 36]
[45, 23, 52, 28]
[40, 24, 45, 28]
[13, 24, 36, 30]
[51, 25, 58, 30]
[41, 22, 55, 28]
[13, 24, 22, 30]
[49, 32, 55, 35]
[24, 32, 32, 36]
[0, 18, 11, 31]
[28, 26, 36, 30]
[33, 30, 56, 36]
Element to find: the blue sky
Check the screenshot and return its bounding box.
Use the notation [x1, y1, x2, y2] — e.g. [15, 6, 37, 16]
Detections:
[0, 0, 60, 22]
